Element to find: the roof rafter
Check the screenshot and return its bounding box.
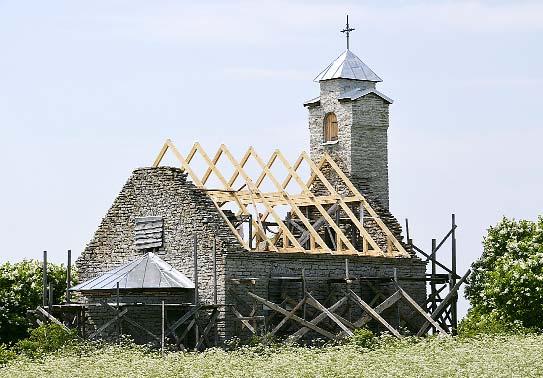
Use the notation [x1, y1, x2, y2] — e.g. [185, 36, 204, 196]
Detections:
[153, 139, 408, 257]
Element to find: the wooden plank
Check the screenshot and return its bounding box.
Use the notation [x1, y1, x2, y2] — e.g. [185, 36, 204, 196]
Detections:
[157, 142, 251, 250]
[397, 287, 447, 335]
[301, 152, 383, 255]
[289, 295, 349, 341]
[250, 148, 330, 252]
[165, 305, 201, 337]
[306, 293, 353, 336]
[36, 306, 70, 331]
[348, 290, 401, 338]
[88, 308, 128, 339]
[220, 145, 304, 251]
[322, 154, 408, 256]
[152, 140, 170, 167]
[195, 309, 220, 350]
[176, 319, 196, 349]
[271, 298, 305, 336]
[346, 290, 402, 333]
[417, 269, 471, 336]
[247, 292, 336, 340]
[135, 216, 163, 223]
[297, 202, 339, 245]
[195, 143, 268, 244]
[210, 191, 362, 207]
[232, 306, 257, 334]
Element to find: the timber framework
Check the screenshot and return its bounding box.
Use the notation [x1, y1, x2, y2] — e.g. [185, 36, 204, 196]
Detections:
[153, 139, 408, 257]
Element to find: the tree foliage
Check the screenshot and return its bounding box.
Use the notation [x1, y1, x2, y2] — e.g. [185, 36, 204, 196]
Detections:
[465, 216, 543, 331]
[0, 260, 75, 344]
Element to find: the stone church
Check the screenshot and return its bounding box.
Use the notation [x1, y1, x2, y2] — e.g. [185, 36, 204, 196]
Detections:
[73, 27, 427, 345]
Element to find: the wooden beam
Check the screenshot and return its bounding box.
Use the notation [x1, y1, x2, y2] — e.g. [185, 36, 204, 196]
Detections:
[250, 148, 330, 252]
[194, 143, 268, 245]
[176, 319, 196, 349]
[165, 305, 201, 338]
[220, 145, 304, 251]
[305, 293, 353, 336]
[270, 298, 306, 336]
[417, 269, 471, 336]
[88, 308, 128, 339]
[352, 290, 402, 329]
[348, 290, 401, 338]
[152, 139, 170, 167]
[232, 306, 257, 334]
[36, 306, 70, 332]
[195, 309, 219, 350]
[322, 154, 408, 256]
[247, 292, 336, 340]
[297, 202, 339, 245]
[397, 287, 447, 335]
[289, 295, 349, 341]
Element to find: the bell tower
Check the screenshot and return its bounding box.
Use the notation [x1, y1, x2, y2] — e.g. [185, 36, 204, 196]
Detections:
[304, 16, 393, 209]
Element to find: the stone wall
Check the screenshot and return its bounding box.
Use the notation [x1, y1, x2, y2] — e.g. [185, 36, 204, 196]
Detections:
[76, 166, 244, 310]
[351, 92, 390, 208]
[307, 78, 390, 209]
[76, 166, 424, 344]
[224, 251, 427, 340]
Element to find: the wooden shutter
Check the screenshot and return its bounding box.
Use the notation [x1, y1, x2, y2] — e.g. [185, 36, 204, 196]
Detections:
[324, 113, 338, 142]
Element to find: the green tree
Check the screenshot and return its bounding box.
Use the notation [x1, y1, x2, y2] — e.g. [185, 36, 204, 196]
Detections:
[464, 216, 543, 331]
[0, 260, 75, 344]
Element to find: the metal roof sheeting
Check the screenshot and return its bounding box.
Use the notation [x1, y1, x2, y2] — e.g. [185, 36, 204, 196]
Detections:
[70, 252, 194, 291]
[314, 50, 382, 82]
[303, 96, 321, 106]
[338, 88, 393, 104]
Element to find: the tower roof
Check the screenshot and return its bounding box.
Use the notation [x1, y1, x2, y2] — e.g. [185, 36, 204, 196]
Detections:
[314, 50, 382, 83]
[70, 252, 194, 291]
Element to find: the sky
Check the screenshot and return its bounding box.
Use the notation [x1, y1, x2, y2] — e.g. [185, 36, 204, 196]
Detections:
[0, 0, 542, 316]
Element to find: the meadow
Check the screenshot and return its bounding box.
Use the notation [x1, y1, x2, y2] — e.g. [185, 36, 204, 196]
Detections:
[1, 334, 542, 378]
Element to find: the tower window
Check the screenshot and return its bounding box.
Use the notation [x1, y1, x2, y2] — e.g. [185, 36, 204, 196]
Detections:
[323, 113, 338, 143]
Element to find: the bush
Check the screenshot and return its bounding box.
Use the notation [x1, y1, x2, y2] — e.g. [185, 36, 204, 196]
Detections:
[15, 324, 77, 359]
[0, 344, 16, 366]
[0, 260, 76, 344]
[458, 307, 530, 338]
[350, 328, 377, 349]
[465, 216, 543, 331]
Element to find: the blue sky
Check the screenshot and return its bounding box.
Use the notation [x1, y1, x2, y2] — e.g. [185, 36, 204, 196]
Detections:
[1, 0, 542, 315]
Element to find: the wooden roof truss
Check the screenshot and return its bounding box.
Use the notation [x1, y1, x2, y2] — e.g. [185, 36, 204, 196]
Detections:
[153, 139, 408, 257]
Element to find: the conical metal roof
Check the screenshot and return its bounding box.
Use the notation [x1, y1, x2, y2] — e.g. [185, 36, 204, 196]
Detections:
[70, 252, 194, 291]
[314, 50, 382, 82]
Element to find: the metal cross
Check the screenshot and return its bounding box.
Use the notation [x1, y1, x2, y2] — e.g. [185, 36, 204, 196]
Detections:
[340, 15, 355, 50]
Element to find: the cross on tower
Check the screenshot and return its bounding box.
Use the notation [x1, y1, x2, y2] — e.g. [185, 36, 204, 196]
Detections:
[340, 15, 355, 50]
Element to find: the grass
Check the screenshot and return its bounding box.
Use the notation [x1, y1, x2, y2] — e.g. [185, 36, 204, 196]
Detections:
[1, 334, 543, 377]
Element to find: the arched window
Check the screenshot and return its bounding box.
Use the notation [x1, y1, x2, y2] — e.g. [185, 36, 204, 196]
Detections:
[323, 113, 338, 142]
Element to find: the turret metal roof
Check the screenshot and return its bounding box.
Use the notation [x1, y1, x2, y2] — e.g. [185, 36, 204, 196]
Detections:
[70, 252, 194, 291]
[314, 50, 382, 83]
[339, 87, 393, 104]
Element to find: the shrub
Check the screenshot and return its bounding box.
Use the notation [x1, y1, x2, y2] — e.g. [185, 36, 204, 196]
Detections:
[350, 328, 377, 349]
[465, 216, 543, 331]
[0, 344, 16, 366]
[0, 260, 76, 344]
[458, 307, 530, 338]
[15, 323, 77, 359]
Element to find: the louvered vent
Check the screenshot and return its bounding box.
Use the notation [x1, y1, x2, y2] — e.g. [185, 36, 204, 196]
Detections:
[134, 216, 163, 250]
